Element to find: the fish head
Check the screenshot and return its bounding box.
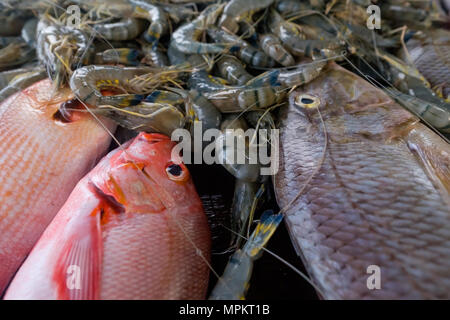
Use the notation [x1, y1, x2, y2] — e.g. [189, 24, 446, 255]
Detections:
[91, 132, 199, 218]
[287, 63, 416, 142]
[21, 79, 119, 130]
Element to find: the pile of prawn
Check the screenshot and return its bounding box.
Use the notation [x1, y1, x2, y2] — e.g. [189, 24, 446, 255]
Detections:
[0, 0, 449, 300]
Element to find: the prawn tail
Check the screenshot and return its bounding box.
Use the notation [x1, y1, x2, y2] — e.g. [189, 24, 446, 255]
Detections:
[243, 210, 283, 259]
[208, 211, 282, 300]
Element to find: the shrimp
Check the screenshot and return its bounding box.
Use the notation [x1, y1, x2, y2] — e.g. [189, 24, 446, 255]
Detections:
[328, 0, 370, 26]
[205, 85, 286, 113]
[128, 62, 191, 94]
[145, 89, 185, 106]
[187, 89, 222, 133]
[93, 18, 146, 41]
[94, 48, 142, 66]
[37, 19, 89, 87]
[0, 0, 56, 10]
[167, 42, 187, 65]
[188, 63, 230, 93]
[269, 9, 344, 59]
[259, 33, 295, 67]
[247, 60, 327, 88]
[170, 3, 226, 54]
[387, 89, 450, 133]
[21, 18, 39, 48]
[0, 37, 34, 70]
[238, 16, 258, 42]
[0, 9, 33, 36]
[398, 29, 450, 101]
[93, 101, 185, 136]
[216, 55, 253, 86]
[342, 23, 399, 48]
[217, 115, 261, 182]
[0, 67, 34, 89]
[230, 180, 259, 246]
[69, 65, 152, 107]
[159, 2, 197, 24]
[142, 43, 169, 67]
[0, 67, 46, 102]
[375, 50, 446, 106]
[129, 0, 169, 48]
[219, 0, 275, 34]
[168, 85, 222, 131]
[207, 27, 275, 68]
[276, 0, 312, 16]
[75, 0, 168, 47]
[186, 66, 285, 113]
[380, 3, 431, 28]
[245, 110, 276, 131]
[209, 211, 283, 300]
[309, 0, 325, 10]
[168, 0, 211, 3]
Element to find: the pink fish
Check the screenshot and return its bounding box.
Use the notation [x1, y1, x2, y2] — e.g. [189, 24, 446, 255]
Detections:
[0, 79, 115, 293]
[4, 133, 211, 299]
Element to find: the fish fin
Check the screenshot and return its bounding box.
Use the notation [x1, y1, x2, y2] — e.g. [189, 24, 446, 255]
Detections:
[53, 187, 102, 300]
[243, 210, 283, 259]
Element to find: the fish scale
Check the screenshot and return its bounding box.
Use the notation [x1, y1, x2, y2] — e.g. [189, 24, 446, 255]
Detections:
[274, 64, 450, 299]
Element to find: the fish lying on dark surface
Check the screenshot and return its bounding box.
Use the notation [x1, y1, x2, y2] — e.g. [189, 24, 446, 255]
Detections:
[4, 133, 211, 299]
[274, 63, 450, 299]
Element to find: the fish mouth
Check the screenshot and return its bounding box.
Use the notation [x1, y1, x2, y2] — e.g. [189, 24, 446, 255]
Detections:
[136, 132, 171, 145]
[53, 98, 84, 123]
[90, 182, 126, 224]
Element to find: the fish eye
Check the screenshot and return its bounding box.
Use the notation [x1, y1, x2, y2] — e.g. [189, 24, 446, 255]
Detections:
[166, 162, 189, 182]
[294, 94, 320, 109]
[301, 98, 314, 104]
[167, 164, 182, 176]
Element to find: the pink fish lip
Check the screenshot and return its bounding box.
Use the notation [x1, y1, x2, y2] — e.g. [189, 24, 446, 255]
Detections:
[136, 132, 171, 145]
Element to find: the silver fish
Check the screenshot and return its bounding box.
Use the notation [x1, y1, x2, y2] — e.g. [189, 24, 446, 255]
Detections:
[274, 63, 450, 299]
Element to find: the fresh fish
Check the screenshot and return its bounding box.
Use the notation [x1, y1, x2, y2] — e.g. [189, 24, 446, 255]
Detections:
[274, 63, 450, 299]
[4, 133, 211, 300]
[0, 79, 115, 294]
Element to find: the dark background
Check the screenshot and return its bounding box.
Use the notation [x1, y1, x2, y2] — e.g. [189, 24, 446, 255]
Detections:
[188, 163, 319, 300]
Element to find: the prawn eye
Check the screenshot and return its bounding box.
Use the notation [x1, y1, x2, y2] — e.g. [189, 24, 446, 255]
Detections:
[166, 162, 189, 182]
[295, 94, 320, 109]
